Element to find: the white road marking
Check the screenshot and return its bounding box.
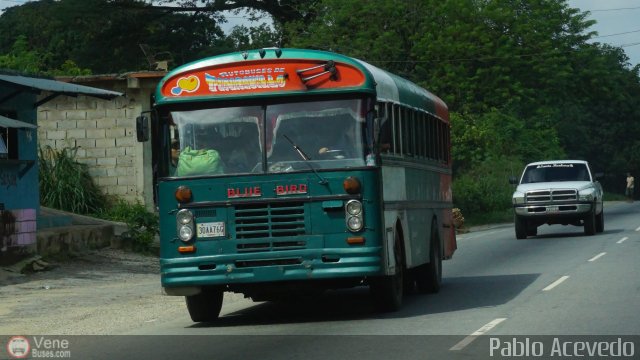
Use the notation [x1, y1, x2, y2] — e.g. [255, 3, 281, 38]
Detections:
[457, 228, 509, 241]
[588, 252, 606, 262]
[450, 318, 507, 351]
[543, 276, 570, 291]
[617, 237, 628, 244]
[636, 226, 640, 232]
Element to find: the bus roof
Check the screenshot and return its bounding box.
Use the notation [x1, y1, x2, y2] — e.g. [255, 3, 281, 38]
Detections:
[156, 48, 448, 121]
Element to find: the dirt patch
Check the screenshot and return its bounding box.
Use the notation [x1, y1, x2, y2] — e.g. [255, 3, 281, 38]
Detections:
[0, 248, 185, 335]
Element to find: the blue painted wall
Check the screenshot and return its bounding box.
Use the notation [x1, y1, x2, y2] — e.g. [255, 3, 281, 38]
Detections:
[0, 82, 39, 249]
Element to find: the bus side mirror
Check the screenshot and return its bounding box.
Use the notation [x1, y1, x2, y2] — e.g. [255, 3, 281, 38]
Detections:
[509, 176, 518, 185]
[136, 115, 149, 142]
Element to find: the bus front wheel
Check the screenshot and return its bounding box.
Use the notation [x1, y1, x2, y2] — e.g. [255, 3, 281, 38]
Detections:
[370, 230, 404, 312]
[185, 287, 224, 322]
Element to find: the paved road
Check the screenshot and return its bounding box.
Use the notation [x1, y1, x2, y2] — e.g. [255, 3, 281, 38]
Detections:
[3, 202, 639, 359]
[117, 201, 639, 359]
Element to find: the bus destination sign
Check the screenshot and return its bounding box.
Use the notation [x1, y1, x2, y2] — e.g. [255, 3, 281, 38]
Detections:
[161, 60, 366, 98]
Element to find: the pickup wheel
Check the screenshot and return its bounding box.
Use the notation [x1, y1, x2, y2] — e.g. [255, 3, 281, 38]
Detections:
[515, 215, 527, 239]
[584, 207, 597, 236]
[595, 208, 604, 233]
[185, 287, 224, 322]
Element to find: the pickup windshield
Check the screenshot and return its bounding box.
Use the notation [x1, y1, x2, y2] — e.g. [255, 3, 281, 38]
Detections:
[521, 163, 591, 184]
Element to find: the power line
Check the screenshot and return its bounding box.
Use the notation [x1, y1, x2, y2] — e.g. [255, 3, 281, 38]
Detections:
[588, 6, 640, 12]
[593, 29, 640, 39]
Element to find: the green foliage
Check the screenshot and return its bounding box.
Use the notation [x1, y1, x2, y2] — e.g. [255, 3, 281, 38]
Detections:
[97, 199, 159, 253]
[452, 157, 522, 215]
[0, 0, 227, 73]
[463, 208, 514, 228]
[0, 35, 42, 73]
[8, 0, 640, 220]
[38, 146, 106, 214]
[282, 0, 640, 217]
[0, 35, 90, 75]
[226, 23, 280, 50]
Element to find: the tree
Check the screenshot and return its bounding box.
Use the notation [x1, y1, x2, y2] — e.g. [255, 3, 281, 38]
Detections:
[0, 35, 90, 75]
[0, 0, 228, 73]
[142, 0, 319, 29]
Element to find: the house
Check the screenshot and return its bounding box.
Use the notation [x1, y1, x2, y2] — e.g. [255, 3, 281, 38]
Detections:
[0, 71, 122, 262]
[36, 72, 165, 209]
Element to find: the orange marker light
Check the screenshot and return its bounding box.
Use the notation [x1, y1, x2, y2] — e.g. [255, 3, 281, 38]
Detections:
[346, 237, 365, 245]
[343, 176, 361, 194]
[178, 245, 196, 253]
[175, 185, 192, 203]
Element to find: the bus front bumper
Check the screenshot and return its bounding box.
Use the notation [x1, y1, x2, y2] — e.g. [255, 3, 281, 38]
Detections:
[160, 247, 383, 295]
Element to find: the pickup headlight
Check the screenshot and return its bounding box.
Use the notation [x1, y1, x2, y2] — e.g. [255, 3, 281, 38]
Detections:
[578, 191, 595, 202]
[512, 191, 525, 205]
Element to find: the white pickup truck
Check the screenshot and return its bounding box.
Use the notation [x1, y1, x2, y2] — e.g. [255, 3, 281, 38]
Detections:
[509, 160, 604, 239]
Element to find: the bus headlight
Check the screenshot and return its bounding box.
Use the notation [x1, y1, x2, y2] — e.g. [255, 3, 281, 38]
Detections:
[346, 200, 362, 215]
[345, 200, 364, 232]
[347, 216, 363, 232]
[176, 209, 194, 242]
[178, 225, 194, 242]
[176, 209, 194, 225]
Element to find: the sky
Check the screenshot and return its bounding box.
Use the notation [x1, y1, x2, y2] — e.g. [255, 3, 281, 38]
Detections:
[0, 0, 639, 67]
[566, 0, 640, 67]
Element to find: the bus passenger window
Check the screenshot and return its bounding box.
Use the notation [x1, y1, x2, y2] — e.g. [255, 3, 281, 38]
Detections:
[379, 118, 392, 154]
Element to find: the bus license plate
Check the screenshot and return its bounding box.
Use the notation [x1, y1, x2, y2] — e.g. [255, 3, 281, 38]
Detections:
[547, 206, 559, 213]
[197, 222, 225, 238]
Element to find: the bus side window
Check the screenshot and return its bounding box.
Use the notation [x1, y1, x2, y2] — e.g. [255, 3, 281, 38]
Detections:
[379, 121, 392, 154]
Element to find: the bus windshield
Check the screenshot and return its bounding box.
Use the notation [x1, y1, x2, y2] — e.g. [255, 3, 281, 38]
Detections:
[168, 98, 368, 177]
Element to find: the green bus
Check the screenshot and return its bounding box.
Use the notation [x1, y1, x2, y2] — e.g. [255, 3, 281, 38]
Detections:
[136, 48, 457, 322]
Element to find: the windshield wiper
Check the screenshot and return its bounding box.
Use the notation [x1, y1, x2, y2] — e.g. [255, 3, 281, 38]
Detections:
[282, 134, 328, 185]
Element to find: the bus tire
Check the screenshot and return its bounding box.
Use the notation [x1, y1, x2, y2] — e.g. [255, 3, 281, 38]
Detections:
[415, 221, 441, 294]
[185, 287, 224, 322]
[370, 230, 404, 312]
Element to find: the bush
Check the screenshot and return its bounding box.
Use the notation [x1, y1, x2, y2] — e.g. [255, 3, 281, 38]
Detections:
[39, 146, 106, 214]
[97, 198, 159, 253]
[453, 157, 522, 215]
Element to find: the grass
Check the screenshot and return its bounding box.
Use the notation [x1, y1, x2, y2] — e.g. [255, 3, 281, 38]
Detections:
[604, 192, 627, 201]
[463, 208, 514, 228]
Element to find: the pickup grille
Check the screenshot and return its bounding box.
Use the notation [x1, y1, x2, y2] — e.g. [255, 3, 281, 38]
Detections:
[234, 201, 306, 239]
[526, 189, 577, 203]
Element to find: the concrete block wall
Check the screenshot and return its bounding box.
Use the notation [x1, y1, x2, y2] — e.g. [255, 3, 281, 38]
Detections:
[36, 73, 162, 210]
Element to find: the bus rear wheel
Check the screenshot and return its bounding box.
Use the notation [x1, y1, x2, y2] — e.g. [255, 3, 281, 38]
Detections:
[370, 230, 404, 312]
[415, 222, 442, 294]
[185, 287, 224, 322]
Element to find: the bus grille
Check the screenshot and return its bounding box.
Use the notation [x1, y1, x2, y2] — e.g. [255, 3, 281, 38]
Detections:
[526, 189, 577, 203]
[234, 201, 306, 239]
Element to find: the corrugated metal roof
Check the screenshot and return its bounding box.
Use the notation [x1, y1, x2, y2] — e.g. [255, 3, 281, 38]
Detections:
[0, 114, 37, 129]
[0, 73, 122, 99]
